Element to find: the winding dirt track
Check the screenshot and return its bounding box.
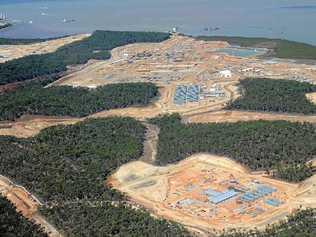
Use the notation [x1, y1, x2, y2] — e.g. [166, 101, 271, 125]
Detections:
[1, 108, 316, 237]
[183, 110, 316, 124]
[2, 108, 316, 138]
[1, 34, 316, 236]
[140, 123, 160, 163]
[0, 175, 62, 237]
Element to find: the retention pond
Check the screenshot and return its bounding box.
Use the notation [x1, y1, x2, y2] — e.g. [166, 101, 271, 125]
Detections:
[216, 47, 267, 58]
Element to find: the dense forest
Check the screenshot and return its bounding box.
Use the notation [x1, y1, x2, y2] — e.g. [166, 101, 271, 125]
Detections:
[196, 35, 316, 60]
[0, 117, 146, 202]
[150, 114, 316, 182]
[0, 109, 315, 236]
[0, 196, 47, 237]
[228, 78, 316, 114]
[0, 82, 158, 121]
[42, 202, 189, 237]
[0, 117, 189, 236]
[219, 208, 316, 237]
[0, 30, 170, 85]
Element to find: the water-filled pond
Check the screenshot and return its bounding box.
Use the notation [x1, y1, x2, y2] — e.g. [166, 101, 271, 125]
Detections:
[216, 47, 267, 57]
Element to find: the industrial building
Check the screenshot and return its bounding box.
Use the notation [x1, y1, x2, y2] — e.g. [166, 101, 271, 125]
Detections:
[204, 188, 239, 204]
[174, 85, 200, 105]
[219, 70, 232, 78]
[241, 185, 276, 202]
[205, 84, 226, 98]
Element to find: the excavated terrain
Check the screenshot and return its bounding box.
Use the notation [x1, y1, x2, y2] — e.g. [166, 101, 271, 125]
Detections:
[1, 34, 316, 236]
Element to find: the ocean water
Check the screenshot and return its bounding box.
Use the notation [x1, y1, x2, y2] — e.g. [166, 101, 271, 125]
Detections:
[0, 0, 316, 45]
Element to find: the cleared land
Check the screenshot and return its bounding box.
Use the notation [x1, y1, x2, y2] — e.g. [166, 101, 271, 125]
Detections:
[0, 115, 79, 138]
[184, 110, 316, 124]
[306, 92, 316, 104]
[109, 154, 316, 232]
[0, 196, 48, 237]
[1, 34, 316, 129]
[0, 31, 171, 86]
[0, 117, 190, 237]
[51, 34, 316, 117]
[4, 108, 316, 138]
[1, 33, 316, 236]
[0, 176, 61, 237]
[0, 34, 89, 63]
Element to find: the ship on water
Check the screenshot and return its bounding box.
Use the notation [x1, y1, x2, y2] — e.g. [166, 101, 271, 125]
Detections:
[0, 12, 11, 29]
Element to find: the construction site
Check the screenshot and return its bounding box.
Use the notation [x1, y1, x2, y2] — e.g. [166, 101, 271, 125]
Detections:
[109, 154, 316, 233]
[1, 33, 316, 236]
[48, 34, 316, 117]
[0, 175, 61, 237]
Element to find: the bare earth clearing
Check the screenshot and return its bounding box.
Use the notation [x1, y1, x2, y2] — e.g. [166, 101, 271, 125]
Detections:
[0, 175, 62, 237]
[109, 154, 316, 233]
[2, 34, 316, 138]
[306, 92, 316, 105]
[1, 34, 316, 236]
[0, 34, 90, 63]
[2, 108, 316, 138]
[183, 110, 316, 124]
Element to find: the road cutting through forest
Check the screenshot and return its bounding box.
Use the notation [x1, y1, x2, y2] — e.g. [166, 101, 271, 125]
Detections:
[0, 175, 62, 237]
[2, 107, 316, 138]
[1, 33, 316, 236]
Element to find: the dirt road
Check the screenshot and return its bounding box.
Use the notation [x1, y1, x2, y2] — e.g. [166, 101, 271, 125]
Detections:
[0, 175, 62, 237]
[139, 123, 160, 164]
[2, 107, 316, 138]
[184, 110, 316, 124]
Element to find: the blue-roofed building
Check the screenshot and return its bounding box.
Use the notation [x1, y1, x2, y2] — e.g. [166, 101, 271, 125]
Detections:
[210, 190, 238, 204]
[174, 84, 200, 105]
[204, 188, 239, 204]
[265, 198, 282, 207]
[240, 184, 277, 203]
